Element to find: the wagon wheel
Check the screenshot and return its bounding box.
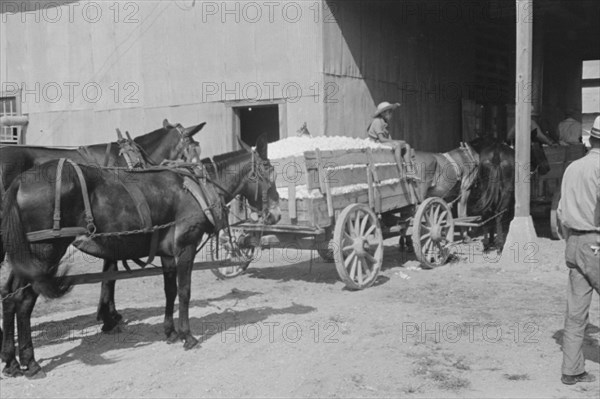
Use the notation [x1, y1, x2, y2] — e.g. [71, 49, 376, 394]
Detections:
[412, 197, 454, 269]
[550, 191, 563, 240]
[209, 229, 254, 279]
[333, 204, 383, 290]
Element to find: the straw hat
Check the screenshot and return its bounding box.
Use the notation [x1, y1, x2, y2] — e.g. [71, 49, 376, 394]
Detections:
[590, 115, 600, 139]
[373, 101, 401, 117]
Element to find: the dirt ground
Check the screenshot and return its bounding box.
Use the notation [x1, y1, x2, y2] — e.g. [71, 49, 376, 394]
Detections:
[1, 219, 599, 398]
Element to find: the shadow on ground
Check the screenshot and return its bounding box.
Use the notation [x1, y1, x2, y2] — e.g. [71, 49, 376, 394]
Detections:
[552, 324, 600, 365]
[24, 290, 316, 374]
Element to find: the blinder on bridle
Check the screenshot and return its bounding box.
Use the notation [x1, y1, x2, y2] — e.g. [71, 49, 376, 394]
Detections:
[247, 149, 275, 219]
[172, 122, 201, 162]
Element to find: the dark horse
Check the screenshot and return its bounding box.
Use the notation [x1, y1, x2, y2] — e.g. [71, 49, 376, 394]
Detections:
[396, 143, 480, 251]
[0, 119, 205, 363]
[1, 135, 281, 378]
[468, 135, 550, 250]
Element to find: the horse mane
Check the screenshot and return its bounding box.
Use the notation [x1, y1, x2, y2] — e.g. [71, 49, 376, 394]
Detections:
[200, 150, 250, 178]
[132, 126, 171, 148]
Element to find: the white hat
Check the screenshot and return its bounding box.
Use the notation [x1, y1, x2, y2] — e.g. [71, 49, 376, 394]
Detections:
[590, 115, 600, 139]
[374, 101, 401, 117]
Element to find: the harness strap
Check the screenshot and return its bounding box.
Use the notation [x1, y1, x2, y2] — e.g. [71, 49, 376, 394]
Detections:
[67, 159, 95, 231]
[103, 142, 113, 167]
[442, 152, 462, 180]
[116, 179, 160, 267]
[53, 159, 67, 230]
[52, 159, 95, 234]
[183, 176, 225, 231]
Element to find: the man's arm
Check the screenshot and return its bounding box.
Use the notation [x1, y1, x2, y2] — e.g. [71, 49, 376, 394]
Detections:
[532, 120, 555, 145]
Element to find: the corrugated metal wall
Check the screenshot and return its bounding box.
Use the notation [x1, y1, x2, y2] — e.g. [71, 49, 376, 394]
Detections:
[322, 1, 477, 152]
[1, 1, 323, 155]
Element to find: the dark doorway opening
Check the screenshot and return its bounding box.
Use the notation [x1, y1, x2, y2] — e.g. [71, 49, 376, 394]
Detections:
[238, 105, 280, 146]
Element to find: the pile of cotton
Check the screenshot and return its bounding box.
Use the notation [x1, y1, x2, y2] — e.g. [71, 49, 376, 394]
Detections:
[268, 136, 389, 160]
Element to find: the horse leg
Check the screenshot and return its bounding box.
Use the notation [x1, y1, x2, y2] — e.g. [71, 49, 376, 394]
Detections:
[96, 260, 123, 332]
[161, 256, 179, 344]
[96, 260, 122, 332]
[16, 286, 44, 379]
[496, 216, 506, 253]
[1, 273, 22, 378]
[176, 246, 198, 350]
[458, 189, 472, 242]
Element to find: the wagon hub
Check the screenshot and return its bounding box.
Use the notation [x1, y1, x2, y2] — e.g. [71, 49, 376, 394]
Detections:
[430, 224, 443, 241]
[352, 238, 370, 255]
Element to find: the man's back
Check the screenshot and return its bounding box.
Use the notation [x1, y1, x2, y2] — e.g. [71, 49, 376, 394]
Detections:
[558, 148, 600, 231]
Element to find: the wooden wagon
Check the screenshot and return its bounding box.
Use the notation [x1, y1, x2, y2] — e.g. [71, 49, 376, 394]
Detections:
[210, 143, 462, 289]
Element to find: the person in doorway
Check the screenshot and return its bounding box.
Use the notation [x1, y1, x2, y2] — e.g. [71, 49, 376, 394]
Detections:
[507, 106, 555, 146]
[367, 101, 401, 143]
[557, 109, 583, 145]
[556, 115, 600, 386]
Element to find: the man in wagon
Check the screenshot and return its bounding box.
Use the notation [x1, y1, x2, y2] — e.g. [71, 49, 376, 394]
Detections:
[556, 115, 600, 386]
[367, 101, 401, 143]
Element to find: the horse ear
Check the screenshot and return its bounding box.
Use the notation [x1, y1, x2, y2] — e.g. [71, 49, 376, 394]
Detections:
[237, 136, 253, 153]
[163, 119, 173, 129]
[255, 134, 269, 160]
[184, 122, 206, 137]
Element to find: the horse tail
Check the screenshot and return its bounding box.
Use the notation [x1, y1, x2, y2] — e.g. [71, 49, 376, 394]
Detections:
[472, 147, 503, 216]
[1, 180, 72, 299]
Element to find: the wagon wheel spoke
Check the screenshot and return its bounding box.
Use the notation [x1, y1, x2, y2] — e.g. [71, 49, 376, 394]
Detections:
[342, 245, 354, 252]
[344, 251, 356, 268]
[424, 237, 432, 250]
[350, 256, 358, 280]
[361, 256, 372, 275]
[437, 210, 448, 225]
[354, 212, 362, 236]
[433, 204, 440, 224]
[364, 252, 377, 265]
[346, 219, 354, 237]
[364, 224, 376, 237]
[360, 214, 370, 236]
[356, 258, 364, 285]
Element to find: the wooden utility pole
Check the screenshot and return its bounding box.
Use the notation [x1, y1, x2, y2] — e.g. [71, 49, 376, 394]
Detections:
[515, 0, 532, 217]
[502, 0, 538, 265]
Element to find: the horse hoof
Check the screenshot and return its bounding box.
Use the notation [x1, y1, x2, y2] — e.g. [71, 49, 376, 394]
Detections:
[183, 337, 199, 350]
[110, 312, 123, 322]
[2, 362, 23, 378]
[24, 365, 45, 379]
[101, 321, 120, 333]
[166, 331, 180, 344]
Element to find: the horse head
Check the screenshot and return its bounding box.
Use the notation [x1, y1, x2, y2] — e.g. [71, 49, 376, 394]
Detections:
[162, 119, 205, 163]
[236, 134, 281, 225]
